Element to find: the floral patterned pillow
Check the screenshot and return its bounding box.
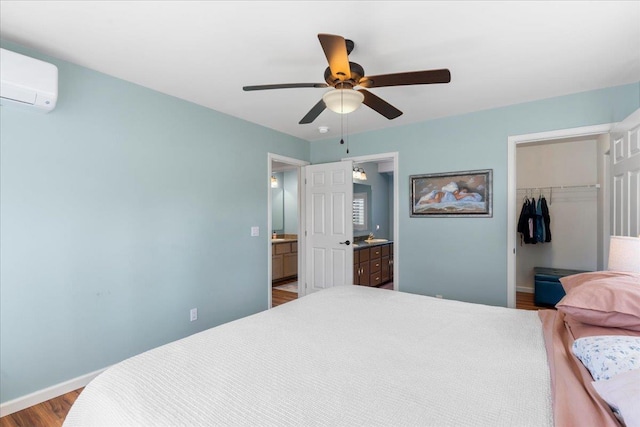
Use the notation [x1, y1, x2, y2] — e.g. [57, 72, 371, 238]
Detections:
[572, 335, 640, 381]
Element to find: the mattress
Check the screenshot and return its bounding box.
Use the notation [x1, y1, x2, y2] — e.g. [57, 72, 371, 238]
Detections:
[64, 285, 553, 426]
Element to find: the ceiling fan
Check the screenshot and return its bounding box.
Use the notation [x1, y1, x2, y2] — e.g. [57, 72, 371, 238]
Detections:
[243, 33, 451, 125]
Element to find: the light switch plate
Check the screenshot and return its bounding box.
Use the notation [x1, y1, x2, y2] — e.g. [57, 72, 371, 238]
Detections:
[251, 226, 259, 237]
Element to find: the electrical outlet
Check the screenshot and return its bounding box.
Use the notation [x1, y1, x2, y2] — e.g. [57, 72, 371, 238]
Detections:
[190, 308, 197, 322]
[251, 226, 259, 237]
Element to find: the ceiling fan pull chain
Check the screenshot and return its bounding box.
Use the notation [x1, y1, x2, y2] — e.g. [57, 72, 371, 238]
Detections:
[346, 113, 350, 154]
[340, 99, 348, 153]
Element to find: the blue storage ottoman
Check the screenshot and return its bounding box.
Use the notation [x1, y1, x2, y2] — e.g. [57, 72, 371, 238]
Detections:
[534, 267, 591, 307]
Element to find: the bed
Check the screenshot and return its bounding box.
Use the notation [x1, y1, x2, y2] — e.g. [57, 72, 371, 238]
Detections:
[64, 273, 640, 426]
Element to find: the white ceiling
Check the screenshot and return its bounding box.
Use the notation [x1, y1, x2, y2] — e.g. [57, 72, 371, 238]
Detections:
[1, 1, 639, 142]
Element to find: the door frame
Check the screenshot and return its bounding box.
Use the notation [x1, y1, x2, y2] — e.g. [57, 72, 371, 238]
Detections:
[506, 124, 614, 308]
[343, 152, 399, 291]
[267, 153, 309, 309]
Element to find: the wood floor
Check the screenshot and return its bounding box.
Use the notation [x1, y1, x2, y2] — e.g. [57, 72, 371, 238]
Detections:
[1, 291, 545, 426]
[272, 277, 298, 307]
[0, 389, 82, 427]
[272, 287, 298, 307]
[516, 290, 543, 311]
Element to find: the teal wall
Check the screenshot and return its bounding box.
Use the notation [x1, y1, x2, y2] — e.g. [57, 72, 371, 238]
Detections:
[0, 42, 309, 403]
[311, 82, 640, 306]
[388, 174, 394, 240]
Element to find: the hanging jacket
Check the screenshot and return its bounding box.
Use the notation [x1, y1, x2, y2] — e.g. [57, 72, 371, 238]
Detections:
[541, 196, 552, 242]
[517, 198, 537, 244]
[535, 197, 545, 242]
[517, 199, 530, 245]
[527, 197, 537, 244]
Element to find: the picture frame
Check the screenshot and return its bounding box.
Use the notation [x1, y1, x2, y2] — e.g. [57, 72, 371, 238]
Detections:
[410, 169, 493, 217]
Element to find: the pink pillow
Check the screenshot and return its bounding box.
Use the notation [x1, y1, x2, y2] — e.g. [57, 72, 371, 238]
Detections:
[564, 314, 640, 340]
[559, 271, 640, 293]
[556, 276, 640, 331]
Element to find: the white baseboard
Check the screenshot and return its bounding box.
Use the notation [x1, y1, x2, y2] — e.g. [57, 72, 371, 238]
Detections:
[516, 285, 534, 294]
[0, 367, 106, 417]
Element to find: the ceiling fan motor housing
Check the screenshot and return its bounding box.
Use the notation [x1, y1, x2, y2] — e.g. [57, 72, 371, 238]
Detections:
[324, 62, 365, 87]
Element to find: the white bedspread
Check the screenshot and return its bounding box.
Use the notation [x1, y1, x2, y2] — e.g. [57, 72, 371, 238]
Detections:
[64, 285, 552, 426]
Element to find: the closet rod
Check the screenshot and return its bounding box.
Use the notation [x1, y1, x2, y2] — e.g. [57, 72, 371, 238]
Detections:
[517, 184, 600, 191]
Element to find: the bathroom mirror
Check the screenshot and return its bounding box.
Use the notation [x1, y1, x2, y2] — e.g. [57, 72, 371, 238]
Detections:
[272, 187, 284, 232]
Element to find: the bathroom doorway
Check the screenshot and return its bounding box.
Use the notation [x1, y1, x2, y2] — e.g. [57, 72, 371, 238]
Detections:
[267, 151, 398, 307]
[347, 152, 399, 291]
[268, 154, 308, 308]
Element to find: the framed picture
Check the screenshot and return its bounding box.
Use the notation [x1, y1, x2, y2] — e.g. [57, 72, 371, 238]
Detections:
[410, 169, 493, 217]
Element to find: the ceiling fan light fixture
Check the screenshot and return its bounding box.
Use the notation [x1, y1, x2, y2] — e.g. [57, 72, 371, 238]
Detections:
[322, 89, 364, 114]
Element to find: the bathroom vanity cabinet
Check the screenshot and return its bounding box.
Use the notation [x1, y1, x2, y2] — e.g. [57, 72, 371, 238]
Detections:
[354, 242, 393, 288]
[272, 240, 297, 282]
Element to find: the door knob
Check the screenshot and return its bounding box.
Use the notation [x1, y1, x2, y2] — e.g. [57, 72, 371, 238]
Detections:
[339, 240, 351, 246]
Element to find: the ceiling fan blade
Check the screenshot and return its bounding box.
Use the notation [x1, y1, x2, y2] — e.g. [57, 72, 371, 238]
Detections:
[359, 69, 451, 88]
[359, 89, 403, 120]
[318, 33, 351, 81]
[243, 83, 328, 91]
[299, 99, 326, 124]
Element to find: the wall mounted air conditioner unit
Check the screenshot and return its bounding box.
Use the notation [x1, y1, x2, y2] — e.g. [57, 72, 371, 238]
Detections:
[0, 48, 58, 112]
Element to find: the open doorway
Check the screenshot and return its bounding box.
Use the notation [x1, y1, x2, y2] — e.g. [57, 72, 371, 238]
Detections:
[507, 124, 613, 308]
[268, 154, 308, 308]
[301, 154, 399, 295]
[514, 136, 608, 306]
[347, 152, 399, 291]
[268, 151, 399, 307]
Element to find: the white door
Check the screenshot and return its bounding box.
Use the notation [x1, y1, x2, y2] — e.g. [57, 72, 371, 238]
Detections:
[303, 160, 353, 294]
[610, 108, 640, 237]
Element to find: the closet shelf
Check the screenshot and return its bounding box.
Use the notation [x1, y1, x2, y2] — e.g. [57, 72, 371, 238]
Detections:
[517, 184, 599, 205]
[516, 184, 600, 191]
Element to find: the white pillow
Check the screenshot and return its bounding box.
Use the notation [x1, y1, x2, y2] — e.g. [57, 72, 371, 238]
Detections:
[592, 369, 640, 427]
[572, 335, 640, 381]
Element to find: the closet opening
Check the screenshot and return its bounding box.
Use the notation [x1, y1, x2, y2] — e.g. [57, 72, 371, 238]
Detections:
[512, 133, 610, 308]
